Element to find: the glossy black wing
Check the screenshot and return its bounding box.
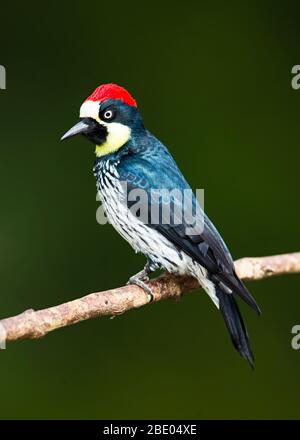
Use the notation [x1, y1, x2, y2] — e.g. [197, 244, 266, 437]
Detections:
[118, 145, 260, 314]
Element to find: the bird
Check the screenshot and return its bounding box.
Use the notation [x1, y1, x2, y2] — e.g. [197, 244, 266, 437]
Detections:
[61, 83, 261, 367]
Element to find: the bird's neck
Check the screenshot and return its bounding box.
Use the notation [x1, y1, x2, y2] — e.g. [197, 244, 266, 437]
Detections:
[94, 127, 149, 165]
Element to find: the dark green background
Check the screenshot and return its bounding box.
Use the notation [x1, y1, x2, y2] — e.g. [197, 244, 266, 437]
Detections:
[0, 0, 299, 419]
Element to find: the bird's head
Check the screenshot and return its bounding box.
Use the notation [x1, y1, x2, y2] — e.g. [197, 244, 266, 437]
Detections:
[61, 83, 142, 157]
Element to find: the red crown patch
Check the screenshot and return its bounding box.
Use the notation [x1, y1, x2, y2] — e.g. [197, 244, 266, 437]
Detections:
[85, 83, 137, 107]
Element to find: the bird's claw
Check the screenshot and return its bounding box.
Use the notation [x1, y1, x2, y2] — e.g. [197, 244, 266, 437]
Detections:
[127, 277, 154, 302]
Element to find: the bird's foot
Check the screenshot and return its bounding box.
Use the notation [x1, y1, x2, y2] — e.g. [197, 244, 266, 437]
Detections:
[127, 265, 154, 302]
[127, 261, 159, 302]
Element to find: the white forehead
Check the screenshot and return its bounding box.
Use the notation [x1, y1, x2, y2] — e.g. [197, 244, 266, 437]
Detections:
[79, 100, 101, 121]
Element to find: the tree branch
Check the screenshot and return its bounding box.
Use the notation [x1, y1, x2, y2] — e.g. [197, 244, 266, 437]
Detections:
[0, 252, 299, 345]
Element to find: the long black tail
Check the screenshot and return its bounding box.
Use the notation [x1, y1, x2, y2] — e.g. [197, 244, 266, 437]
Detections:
[216, 285, 254, 368]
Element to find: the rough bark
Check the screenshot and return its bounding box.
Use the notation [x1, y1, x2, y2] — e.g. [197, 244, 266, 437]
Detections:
[0, 252, 299, 345]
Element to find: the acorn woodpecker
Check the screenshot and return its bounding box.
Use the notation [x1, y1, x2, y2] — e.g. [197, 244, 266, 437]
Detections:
[61, 83, 260, 366]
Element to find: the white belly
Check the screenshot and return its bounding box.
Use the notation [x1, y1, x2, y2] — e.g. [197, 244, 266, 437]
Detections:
[96, 165, 219, 308]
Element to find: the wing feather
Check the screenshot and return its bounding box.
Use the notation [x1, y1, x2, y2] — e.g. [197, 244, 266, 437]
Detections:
[117, 139, 260, 314]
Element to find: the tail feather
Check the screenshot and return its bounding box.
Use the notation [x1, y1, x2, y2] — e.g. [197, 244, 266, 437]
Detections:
[215, 272, 261, 316]
[216, 285, 254, 368]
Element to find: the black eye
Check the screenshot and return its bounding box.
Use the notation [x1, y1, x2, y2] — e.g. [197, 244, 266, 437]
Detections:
[100, 108, 115, 121]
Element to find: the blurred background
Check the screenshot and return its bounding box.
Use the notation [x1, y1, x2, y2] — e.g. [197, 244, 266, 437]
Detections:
[0, 0, 299, 419]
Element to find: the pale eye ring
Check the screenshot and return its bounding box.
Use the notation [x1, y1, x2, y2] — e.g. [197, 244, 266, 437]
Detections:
[102, 109, 114, 121]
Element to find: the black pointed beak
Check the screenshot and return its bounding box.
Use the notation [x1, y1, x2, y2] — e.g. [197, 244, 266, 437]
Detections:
[60, 118, 100, 141]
